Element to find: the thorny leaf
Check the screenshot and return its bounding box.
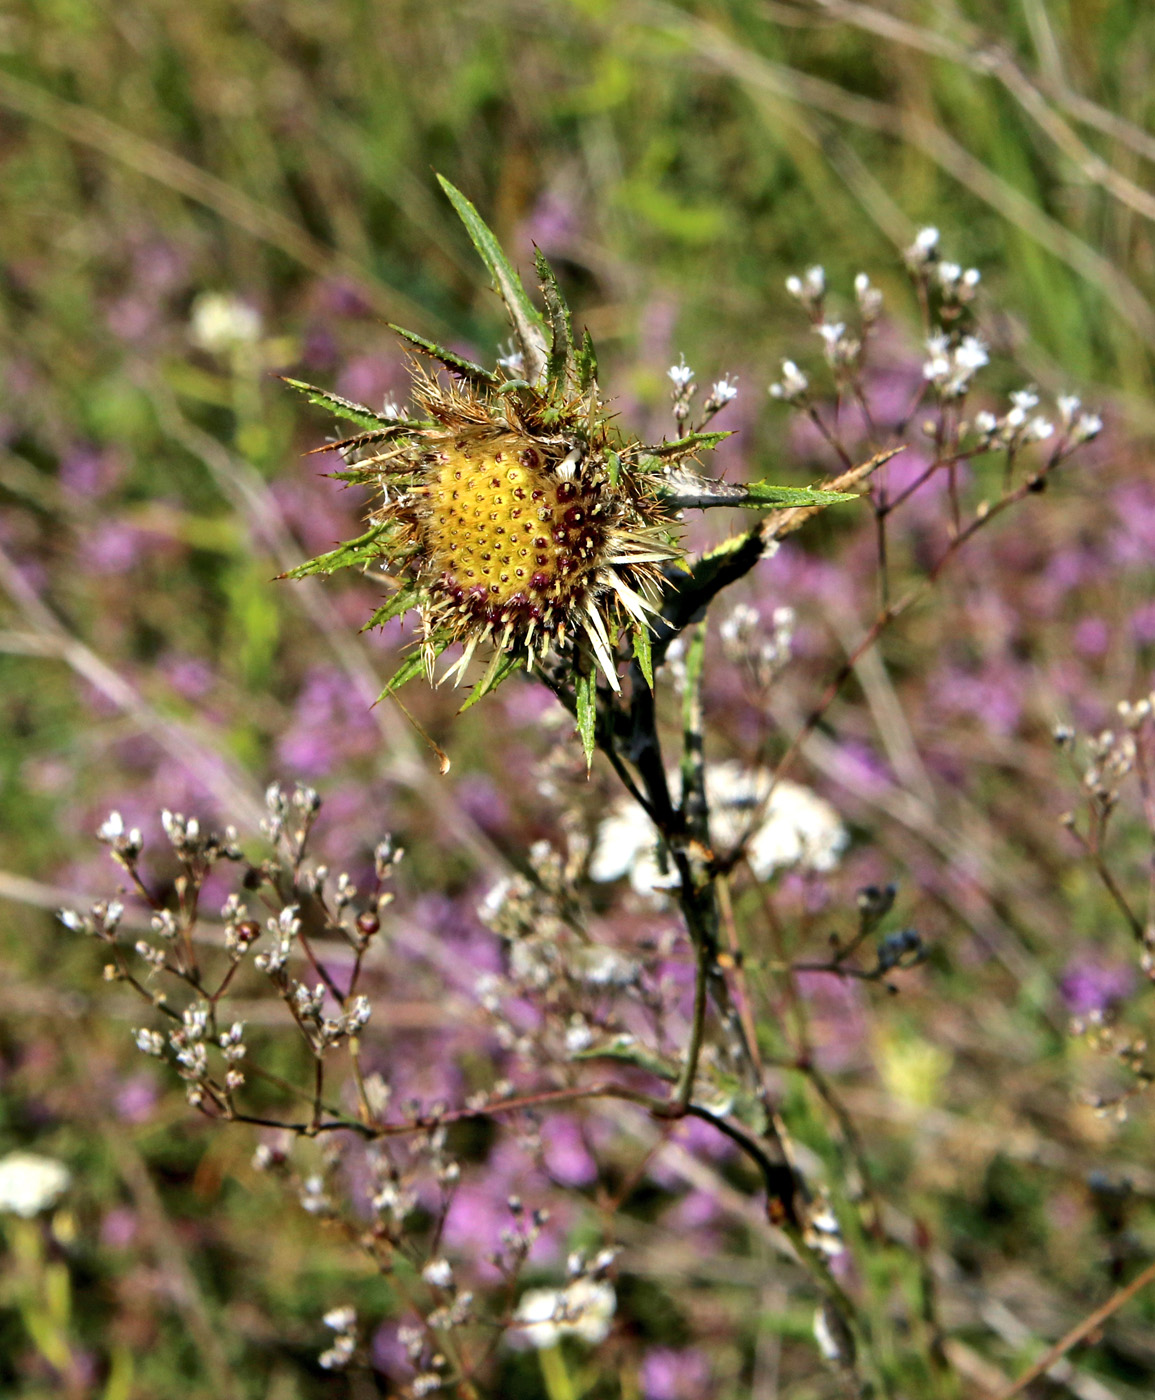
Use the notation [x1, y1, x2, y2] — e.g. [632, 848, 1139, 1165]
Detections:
[576, 326, 599, 392]
[387, 324, 498, 388]
[280, 377, 413, 432]
[575, 668, 597, 772]
[436, 175, 548, 386]
[632, 621, 654, 690]
[458, 649, 525, 713]
[280, 521, 396, 578]
[535, 247, 574, 394]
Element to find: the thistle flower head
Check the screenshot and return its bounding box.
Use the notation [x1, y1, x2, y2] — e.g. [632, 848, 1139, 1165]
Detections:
[355, 366, 676, 696]
[283, 177, 856, 753]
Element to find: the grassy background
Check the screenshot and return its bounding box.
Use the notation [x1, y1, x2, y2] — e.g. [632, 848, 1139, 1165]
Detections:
[3, 2, 1155, 1397]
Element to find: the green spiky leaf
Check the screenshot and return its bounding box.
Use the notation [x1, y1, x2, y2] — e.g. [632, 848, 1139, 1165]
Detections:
[388, 324, 497, 387]
[647, 431, 734, 458]
[458, 650, 525, 712]
[361, 584, 422, 632]
[375, 638, 449, 704]
[740, 481, 859, 507]
[575, 668, 597, 771]
[576, 326, 598, 393]
[375, 650, 427, 703]
[632, 621, 654, 689]
[282, 521, 396, 578]
[534, 247, 573, 393]
[436, 174, 548, 385]
[280, 378, 409, 432]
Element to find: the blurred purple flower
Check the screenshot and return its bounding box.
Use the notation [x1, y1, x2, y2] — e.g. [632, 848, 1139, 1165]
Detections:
[114, 1073, 159, 1124]
[541, 1116, 597, 1188]
[337, 354, 404, 409]
[371, 1323, 415, 1382]
[100, 1207, 139, 1249]
[158, 654, 215, 700]
[300, 323, 340, 372]
[277, 666, 378, 778]
[455, 774, 510, 833]
[1060, 955, 1134, 1016]
[796, 971, 870, 1071]
[1110, 483, 1155, 566]
[1073, 617, 1110, 658]
[1131, 601, 1155, 646]
[59, 446, 123, 499]
[80, 521, 147, 575]
[319, 278, 373, 320]
[927, 664, 1024, 737]
[641, 1346, 711, 1400]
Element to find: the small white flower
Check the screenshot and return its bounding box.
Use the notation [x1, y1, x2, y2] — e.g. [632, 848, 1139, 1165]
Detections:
[134, 1028, 166, 1057]
[908, 227, 939, 267]
[1057, 394, 1081, 427]
[768, 359, 810, 404]
[786, 265, 825, 305]
[1073, 412, 1103, 444]
[190, 291, 262, 354]
[0, 1151, 70, 1217]
[323, 1306, 357, 1332]
[667, 358, 694, 390]
[816, 321, 859, 367]
[565, 1017, 594, 1055]
[422, 1258, 454, 1289]
[588, 802, 677, 896]
[98, 811, 124, 842]
[1026, 415, 1054, 442]
[854, 272, 883, 320]
[58, 909, 87, 934]
[707, 377, 738, 405]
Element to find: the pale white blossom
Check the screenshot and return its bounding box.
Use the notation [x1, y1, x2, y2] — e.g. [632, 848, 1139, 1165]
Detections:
[512, 1278, 616, 1349]
[0, 1151, 70, 1217]
[667, 358, 694, 390]
[589, 763, 846, 894]
[189, 291, 262, 354]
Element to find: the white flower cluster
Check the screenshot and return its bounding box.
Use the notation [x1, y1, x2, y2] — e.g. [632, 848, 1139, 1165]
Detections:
[318, 1305, 357, 1370]
[768, 359, 810, 405]
[719, 602, 794, 683]
[785, 264, 826, 309]
[973, 390, 1101, 451]
[589, 762, 847, 896]
[922, 331, 989, 399]
[254, 904, 301, 975]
